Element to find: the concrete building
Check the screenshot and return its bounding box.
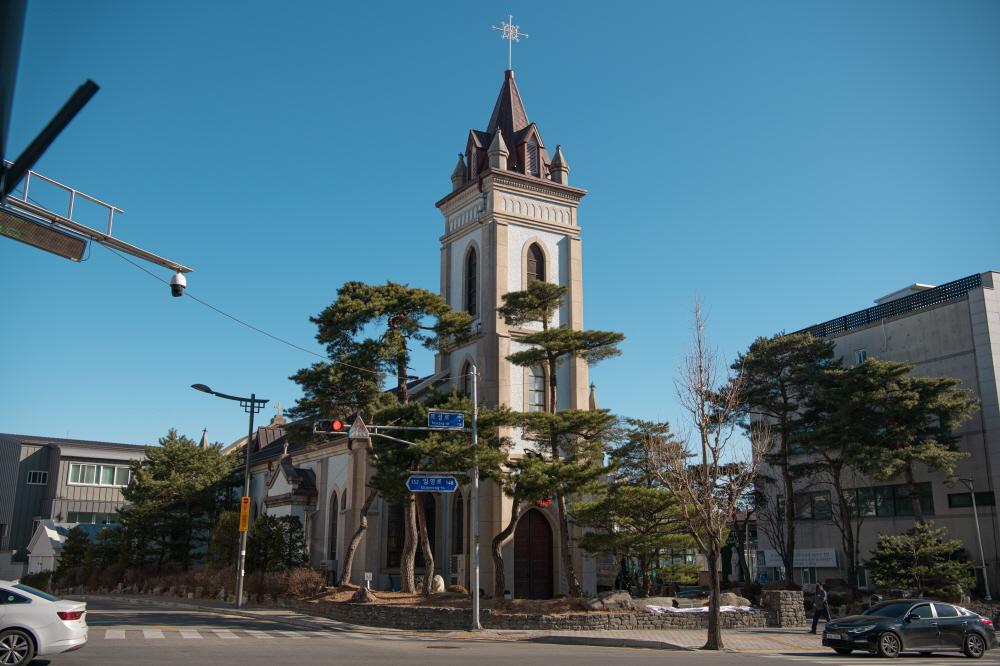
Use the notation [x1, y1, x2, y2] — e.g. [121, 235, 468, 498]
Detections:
[244, 67, 602, 598]
[0, 433, 145, 579]
[755, 271, 1000, 593]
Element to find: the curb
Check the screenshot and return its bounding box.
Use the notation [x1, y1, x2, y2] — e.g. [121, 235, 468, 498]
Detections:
[64, 595, 342, 633]
[529, 635, 696, 651]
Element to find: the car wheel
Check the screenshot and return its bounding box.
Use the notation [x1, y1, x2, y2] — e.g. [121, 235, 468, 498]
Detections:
[877, 632, 901, 658]
[834, 648, 854, 655]
[964, 632, 986, 659]
[0, 629, 35, 666]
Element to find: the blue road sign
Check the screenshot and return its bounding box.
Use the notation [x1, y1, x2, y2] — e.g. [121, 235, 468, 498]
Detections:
[407, 476, 458, 492]
[428, 412, 464, 429]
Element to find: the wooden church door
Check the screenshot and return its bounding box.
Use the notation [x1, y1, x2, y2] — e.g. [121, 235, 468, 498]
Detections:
[513, 509, 554, 599]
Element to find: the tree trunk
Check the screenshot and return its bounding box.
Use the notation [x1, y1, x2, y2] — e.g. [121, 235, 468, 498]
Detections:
[781, 454, 796, 579]
[703, 540, 724, 650]
[547, 353, 558, 414]
[903, 462, 925, 524]
[338, 488, 378, 587]
[831, 466, 859, 599]
[555, 491, 583, 596]
[492, 501, 520, 596]
[400, 495, 418, 593]
[416, 494, 434, 597]
[397, 357, 409, 405]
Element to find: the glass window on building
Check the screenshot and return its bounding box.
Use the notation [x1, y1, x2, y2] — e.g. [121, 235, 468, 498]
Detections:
[855, 349, 867, 365]
[948, 492, 996, 508]
[69, 464, 131, 486]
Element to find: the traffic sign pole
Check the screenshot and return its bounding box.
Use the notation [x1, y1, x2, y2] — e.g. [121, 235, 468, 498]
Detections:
[471, 363, 481, 630]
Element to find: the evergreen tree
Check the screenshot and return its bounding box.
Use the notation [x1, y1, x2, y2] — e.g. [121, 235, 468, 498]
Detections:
[205, 511, 240, 569]
[825, 359, 978, 523]
[732, 332, 840, 579]
[120, 429, 238, 570]
[518, 408, 616, 597]
[246, 515, 306, 572]
[572, 486, 696, 597]
[497, 280, 624, 414]
[56, 527, 91, 575]
[290, 281, 473, 591]
[867, 522, 974, 597]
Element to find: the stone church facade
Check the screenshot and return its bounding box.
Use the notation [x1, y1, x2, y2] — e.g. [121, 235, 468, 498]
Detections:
[245, 68, 601, 598]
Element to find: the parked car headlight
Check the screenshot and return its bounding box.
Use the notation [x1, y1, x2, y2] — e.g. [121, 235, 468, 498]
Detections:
[848, 625, 876, 633]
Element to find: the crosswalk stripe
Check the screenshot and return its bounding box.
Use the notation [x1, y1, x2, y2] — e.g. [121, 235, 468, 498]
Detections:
[275, 631, 307, 639]
[143, 629, 164, 639]
[180, 630, 201, 639]
[211, 630, 239, 639]
[104, 630, 125, 639]
[245, 630, 274, 639]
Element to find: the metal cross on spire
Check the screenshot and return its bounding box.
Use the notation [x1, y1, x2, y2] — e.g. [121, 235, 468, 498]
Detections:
[492, 15, 528, 70]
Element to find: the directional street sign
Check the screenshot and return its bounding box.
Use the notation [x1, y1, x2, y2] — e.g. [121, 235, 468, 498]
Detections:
[407, 475, 458, 492]
[428, 411, 464, 429]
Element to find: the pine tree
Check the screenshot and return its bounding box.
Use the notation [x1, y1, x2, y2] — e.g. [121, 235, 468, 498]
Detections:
[732, 332, 840, 580]
[56, 527, 91, 575]
[824, 359, 978, 523]
[867, 522, 974, 597]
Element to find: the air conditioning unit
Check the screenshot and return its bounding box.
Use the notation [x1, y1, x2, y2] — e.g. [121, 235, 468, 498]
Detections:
[449, 554, 466, 587]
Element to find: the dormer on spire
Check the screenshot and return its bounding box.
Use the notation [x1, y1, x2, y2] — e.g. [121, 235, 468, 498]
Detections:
[550, 144, 570, 185]
[450, 153, 467, 191]
[488, 128, 509, 169]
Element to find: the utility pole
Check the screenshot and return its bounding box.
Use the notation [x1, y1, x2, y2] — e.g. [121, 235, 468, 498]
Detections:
[471, 362, 481, 630]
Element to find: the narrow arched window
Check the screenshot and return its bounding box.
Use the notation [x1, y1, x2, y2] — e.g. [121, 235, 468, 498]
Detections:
[341, 487, 348, 510]
[460, 361, 472, 396]
[528, 366, 546, 412]
[465, 247, 478, 317]
[453, 492, 465, 555]
[329, 491, 339, 561]
[526, 243, 545, 284]
[527, 137, 539, 176]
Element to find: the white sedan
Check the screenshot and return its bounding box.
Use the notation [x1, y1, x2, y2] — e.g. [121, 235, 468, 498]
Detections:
[0, 581, 87, 665]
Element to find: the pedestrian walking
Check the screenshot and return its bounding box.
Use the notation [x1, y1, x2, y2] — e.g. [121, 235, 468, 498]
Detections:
[809, 581, 831, 634]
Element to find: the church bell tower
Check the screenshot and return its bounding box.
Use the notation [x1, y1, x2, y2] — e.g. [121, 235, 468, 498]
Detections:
[435, 69, 590, 437]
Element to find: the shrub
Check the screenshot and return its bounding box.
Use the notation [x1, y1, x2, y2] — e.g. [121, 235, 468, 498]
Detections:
[19, 570, 53, 591]
[446, 585, 468, 594]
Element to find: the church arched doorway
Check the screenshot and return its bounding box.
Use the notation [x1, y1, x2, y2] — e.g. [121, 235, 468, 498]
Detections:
[513, 509, 553, 599]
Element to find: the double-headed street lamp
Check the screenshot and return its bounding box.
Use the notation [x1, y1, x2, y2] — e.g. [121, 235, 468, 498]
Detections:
[192, 384, 268, 609]
[944, 474, 992, 601]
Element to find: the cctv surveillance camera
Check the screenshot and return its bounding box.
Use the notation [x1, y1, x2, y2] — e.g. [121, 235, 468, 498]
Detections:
[170, 273, 186, 297]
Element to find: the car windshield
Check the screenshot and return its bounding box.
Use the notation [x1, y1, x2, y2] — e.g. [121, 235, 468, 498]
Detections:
[863, 602, 912, 617]
[13, 584, 59, 602]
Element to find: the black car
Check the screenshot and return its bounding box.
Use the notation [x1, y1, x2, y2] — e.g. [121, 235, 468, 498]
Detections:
[822, 599, 998, 658]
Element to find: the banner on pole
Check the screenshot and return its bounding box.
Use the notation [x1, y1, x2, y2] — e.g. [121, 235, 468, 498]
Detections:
[239, 496, 251, 532]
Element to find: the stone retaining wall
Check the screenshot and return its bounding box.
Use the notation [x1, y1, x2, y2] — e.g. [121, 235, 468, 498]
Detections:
[760, 590, 806, 628]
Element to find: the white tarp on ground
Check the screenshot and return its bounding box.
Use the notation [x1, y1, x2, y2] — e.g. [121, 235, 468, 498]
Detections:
[645, 605, 757, 614]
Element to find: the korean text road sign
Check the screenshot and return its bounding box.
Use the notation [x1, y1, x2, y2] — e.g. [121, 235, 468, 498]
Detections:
[239, 497, 251, 532]
[428, 412, 464, 429]
[407, 476, 458, 492]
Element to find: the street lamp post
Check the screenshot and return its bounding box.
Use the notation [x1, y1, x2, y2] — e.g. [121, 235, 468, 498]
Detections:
[192, 384, 268, 609]
[944, 474, 992, 601]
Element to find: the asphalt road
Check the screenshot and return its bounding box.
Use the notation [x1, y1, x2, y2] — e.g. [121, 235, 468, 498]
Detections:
[30, 600, 1000, 666]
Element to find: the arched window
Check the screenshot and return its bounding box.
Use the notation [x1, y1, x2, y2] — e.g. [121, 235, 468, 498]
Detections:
[252, 502, 258, 523]
[460, 361, 472, 396]
[526, 243, 545, 284]
[465, 247, 478, 317]
[341, 488, 348, 510]
[329, 491, 339, 561]
[528, 365, 546, 412]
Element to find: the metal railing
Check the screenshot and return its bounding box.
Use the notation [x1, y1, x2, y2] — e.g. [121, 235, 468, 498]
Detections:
[3, 159, 123, 236]
[795, 273, 983, 338]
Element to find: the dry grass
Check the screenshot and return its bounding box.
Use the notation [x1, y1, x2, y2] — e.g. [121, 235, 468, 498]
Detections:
[317, 587, 598, 615]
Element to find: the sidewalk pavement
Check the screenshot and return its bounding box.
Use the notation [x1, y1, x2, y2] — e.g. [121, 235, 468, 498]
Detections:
[67, 595, 826, 652]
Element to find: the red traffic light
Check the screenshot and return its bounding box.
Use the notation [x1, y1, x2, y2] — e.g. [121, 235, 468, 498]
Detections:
[314, 419, 346, 434]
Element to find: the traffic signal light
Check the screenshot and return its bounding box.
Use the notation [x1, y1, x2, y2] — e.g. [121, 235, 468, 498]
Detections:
[313, 419, 346, 434]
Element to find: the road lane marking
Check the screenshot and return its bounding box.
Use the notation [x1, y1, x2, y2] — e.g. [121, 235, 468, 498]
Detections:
[275, 630, 307, 639]
[180, 630, 202, 639]
[212, 630, 239, 639]
[245, 631, 274, 639]
[104, 630, 125, 639]
[143, 629, 165, 639]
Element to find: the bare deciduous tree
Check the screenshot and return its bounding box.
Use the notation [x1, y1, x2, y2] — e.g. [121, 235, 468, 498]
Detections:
[644, 296, 768, 651]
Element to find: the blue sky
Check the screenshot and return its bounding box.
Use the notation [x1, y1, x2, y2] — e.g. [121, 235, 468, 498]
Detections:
[2, 1, 998, 447]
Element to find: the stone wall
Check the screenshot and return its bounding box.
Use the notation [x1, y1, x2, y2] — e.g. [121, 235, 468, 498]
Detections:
[284, 598, 773, 631]
[760, 590, 806, 628]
